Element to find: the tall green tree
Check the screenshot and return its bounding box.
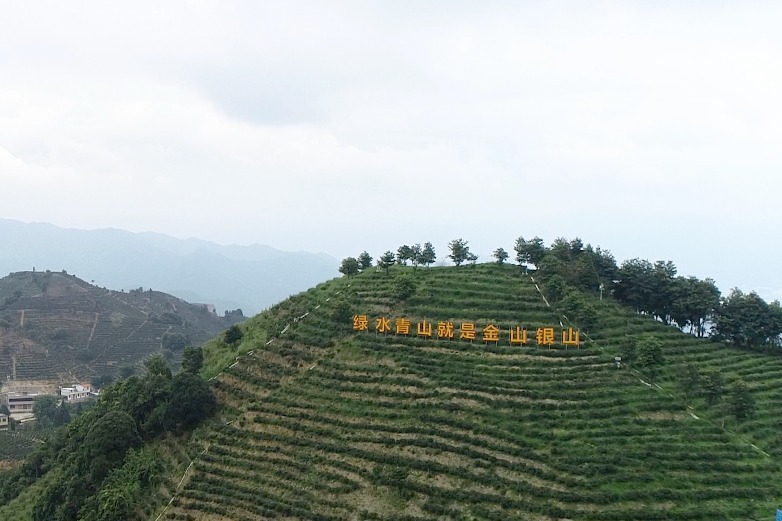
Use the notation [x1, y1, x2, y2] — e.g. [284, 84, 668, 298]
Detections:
[589, 246, 619, 285]
[559, 291, 598, 331]
[526, 236, 547, 266]
[636, 334, 664, 381]
[396, 245, 412, 266]
[615, 258, 655, 314]
[339, 257, 360, 276]
[377, 251, 396, 274]
[182, 346, 204, 375]
[650, 260, 677, 325]
[620, 336, 636, 367]
[545, 274, 567, 302]
[34, 395, 61, 428]
[536, 254, 567, 284]
[224, 324, 244, 346]
[357, 251, 373, 270]
[714, 289, 781, 347]
[569, 237, 584, 256]
[677, 364, 701, 406]
[410, 244, 423, 270]
[166, 372, 217, 433]
[671, 277, 721, 336]
[144, 355, 172, 379]
[447, 238, 470, 267]
[730, 380, 755, 422]
[420, 242, 436, 267]
[549, 237, 572, 262]
[703, 370, 724, 407]
[85, 410, 142, 485]
[572, 254, 600, 294]
[513, 236, 530, 270]
[493, 247, 508, 265]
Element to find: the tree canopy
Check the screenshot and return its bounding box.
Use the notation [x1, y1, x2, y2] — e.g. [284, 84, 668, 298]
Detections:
[224, 324, 244, 346]
[377, 251, 396, 274]
[421, 242, 436, 267]
[448, 238, 470, 267]
[493, 247, 508, 265]
[357, 251, 373, 270]
[182, 346, 204, 375]
[16, 340, 220, 521]
[339, 257, 360, 277]
[636, 334, 664, 381]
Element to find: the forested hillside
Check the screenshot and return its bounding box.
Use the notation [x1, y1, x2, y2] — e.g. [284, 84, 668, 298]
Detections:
[0, 271, 244, 383]
[0, 351, 214, 520]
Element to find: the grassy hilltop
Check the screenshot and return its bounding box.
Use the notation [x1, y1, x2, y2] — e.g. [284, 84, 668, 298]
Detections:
[156, 263, 782, 520]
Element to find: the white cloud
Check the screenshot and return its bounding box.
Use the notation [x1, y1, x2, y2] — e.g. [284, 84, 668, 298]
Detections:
[0, 1, 780, 299]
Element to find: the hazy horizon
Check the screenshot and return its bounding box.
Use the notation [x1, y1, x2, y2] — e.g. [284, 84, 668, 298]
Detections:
[1, 2, 780, 302]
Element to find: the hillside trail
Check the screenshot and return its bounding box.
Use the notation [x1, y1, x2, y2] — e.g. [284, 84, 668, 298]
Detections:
[528, 272, 772, 460]
[86, 315, 154, 369]
[124, 318, 149, 341]
[85, 312, 99, 349]
[159, 325, 173, 350]
[19, 309, 25, 327]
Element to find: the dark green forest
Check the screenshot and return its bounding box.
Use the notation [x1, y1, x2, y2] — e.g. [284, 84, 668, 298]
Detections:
[0, 347, 214, 521]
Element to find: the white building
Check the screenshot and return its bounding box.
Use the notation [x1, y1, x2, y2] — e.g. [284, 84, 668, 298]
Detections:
[0, 413, 8, 429]
[59, 384, 92, 403]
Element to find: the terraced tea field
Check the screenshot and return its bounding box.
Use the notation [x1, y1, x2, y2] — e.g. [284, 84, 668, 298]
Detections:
[163, 265, 782, 520]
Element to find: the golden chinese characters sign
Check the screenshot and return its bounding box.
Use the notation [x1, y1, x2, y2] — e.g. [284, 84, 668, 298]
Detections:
[352, 315, 581, 348]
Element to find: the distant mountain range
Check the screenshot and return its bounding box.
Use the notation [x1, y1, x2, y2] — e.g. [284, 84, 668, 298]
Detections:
[0, 219, 339, 315]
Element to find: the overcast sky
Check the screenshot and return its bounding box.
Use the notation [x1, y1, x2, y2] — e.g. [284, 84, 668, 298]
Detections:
[1, 1, 781, 300]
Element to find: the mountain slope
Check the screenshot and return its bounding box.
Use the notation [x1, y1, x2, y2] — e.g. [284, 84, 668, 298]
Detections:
[0, 271, 243, 383]
[158, 265, 781, 520]
[0, 219, 338, 314]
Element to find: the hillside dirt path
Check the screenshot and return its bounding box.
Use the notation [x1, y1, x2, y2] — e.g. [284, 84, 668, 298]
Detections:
[160, 325, 173, 350]
[125, 319, 148, 341]
[86, 312, 99, 349]
[19, 309, 25, 327]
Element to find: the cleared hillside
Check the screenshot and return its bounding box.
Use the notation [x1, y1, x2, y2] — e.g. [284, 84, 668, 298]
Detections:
[159, 264, 781, 520]
[0, 271, 244, 383]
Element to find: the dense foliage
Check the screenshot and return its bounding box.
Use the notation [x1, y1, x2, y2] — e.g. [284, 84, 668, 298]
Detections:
[0, 349, 215, 521]
[509, 235, 782, 349]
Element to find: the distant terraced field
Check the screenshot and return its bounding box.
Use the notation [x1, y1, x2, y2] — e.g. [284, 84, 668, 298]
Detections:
[0, 271, 244, 383]
[163, 264, 781, 520]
